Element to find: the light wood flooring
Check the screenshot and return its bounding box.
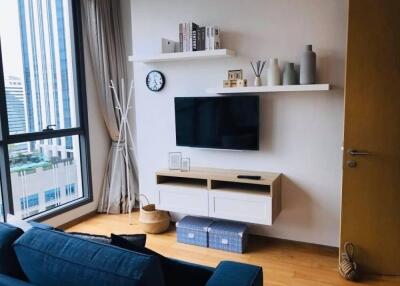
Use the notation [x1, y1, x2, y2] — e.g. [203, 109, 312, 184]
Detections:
[66, 212, 400, 286]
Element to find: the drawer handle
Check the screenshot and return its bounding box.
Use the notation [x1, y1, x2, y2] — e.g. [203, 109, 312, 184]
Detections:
[221, 238, 229, 245]
[188, 233, 195, 239]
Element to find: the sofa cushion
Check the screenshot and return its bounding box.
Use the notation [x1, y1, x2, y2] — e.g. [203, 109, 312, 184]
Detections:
[14, 228, 165, 286]
[111, 234, 213, 286]
[0, 223, 25, 279]
[0, 274, 33, 286]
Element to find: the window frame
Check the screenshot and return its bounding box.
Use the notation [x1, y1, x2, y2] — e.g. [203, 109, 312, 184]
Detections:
[0, 0, 92, 222]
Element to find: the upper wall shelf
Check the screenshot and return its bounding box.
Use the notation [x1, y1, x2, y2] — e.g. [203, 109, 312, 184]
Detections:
[129, 49, 236, 63]
[206, 84, 330, 94]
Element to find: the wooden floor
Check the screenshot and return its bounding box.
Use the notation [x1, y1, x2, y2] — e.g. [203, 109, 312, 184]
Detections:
[66, 212, 400, 286]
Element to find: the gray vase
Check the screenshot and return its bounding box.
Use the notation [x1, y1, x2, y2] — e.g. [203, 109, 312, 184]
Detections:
[300, 45, 316, 84]
[283, 63, 297, 85]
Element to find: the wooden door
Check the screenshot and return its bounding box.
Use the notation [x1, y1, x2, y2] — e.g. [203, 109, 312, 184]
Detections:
[341, 0, 400, 275]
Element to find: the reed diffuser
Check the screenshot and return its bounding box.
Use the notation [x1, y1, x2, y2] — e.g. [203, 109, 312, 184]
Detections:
[251, 60, 266, 86]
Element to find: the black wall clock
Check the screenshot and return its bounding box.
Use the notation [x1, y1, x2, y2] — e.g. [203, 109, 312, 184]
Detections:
[146, 70, 165, 92]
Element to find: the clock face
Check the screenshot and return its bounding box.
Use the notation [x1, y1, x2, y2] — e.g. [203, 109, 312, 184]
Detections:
[146, 70, 165, 92]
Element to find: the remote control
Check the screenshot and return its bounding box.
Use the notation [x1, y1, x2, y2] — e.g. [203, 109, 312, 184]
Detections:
[237, 175, 261, 180]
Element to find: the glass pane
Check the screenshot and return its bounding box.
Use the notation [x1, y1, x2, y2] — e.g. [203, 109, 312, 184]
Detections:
[0, 185, 3, 222]
[0, 0, 79, 135]
[9, 135, 83, 219]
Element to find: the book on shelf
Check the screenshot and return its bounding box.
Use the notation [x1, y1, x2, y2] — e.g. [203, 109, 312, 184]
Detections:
[179, 23, 183, 52]
[206, 26, 220, 50]
[178, 22, 220, 52]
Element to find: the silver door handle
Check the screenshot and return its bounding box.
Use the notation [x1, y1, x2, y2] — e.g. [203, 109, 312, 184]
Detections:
[348, 149, 369, 156]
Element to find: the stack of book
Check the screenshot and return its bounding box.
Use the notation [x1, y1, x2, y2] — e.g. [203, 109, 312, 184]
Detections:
[179, 23, 220, 52]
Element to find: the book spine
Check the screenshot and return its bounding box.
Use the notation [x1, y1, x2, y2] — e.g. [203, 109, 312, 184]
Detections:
[214, 27, 220, 49]
[200, 27, 205, 51]
[188, 22, 192, 51]
[192, 27, 197, 51]
[196, 27, 201, 51]
[179, 23, 183, 52]
[183, 23, 187, 52]
[205, 26, 210, 50]
[192, 23, 199, 51]
[186, 22, 190, 52]
[209, 27, 215, 50]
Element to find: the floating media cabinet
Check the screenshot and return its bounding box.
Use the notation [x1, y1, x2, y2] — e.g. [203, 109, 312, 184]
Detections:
[155, 168, 282, 225]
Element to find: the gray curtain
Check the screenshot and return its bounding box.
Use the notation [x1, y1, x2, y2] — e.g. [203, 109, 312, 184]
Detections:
[81, 0, 138, 213]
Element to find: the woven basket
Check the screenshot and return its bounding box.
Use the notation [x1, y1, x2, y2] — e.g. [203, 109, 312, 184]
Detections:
[139, 194, 170, 234]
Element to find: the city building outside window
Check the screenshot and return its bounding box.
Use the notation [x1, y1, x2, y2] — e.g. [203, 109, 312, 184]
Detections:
[0, 0, 92, 221]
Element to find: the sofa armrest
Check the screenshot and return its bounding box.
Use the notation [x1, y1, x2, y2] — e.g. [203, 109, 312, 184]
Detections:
[0, 274, 34, 286]
[206, 261, 263, 286]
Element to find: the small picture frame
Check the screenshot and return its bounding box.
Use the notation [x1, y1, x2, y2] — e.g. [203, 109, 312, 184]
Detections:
[181, 158, 190, 172]
[228, 69, 243, 80]
[168, 152, 182, 170]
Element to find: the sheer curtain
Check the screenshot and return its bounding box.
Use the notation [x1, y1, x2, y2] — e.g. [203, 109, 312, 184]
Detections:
[81, 0, 138, 213]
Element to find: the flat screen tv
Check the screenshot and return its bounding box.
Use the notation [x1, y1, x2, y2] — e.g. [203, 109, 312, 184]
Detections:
[175, 96, 259, 150]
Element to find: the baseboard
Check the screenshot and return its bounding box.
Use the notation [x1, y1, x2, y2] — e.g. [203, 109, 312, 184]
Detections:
[57, 210, 98, 230]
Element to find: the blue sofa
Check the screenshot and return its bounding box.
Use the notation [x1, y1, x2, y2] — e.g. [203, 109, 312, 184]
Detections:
[0, 222, 263, 286]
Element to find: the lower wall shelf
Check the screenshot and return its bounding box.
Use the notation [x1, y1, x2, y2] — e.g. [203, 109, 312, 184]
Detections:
[206, 84, 330, 94]
[155, 167, 282, 225]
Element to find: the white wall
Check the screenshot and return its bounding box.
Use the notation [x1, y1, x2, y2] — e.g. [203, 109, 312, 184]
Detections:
[130, 0, 347, 246]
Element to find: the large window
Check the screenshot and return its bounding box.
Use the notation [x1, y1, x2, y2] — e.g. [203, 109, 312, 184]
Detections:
[0, 0, 91, 221]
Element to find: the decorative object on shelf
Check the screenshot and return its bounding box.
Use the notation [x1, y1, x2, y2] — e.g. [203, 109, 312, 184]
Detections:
[146, 70, 165, 92]
[181, 158, 191, 172]
[283, 63, 298, 85]
[254, 76, 261, 87]
[139, 194, 170, 234]
[266, 58, 281, 86]
[223, 69, 246, 88]
[250, 60, 266, 86]
[236, 79, 247, 87]
[161, 38, 178, 53]
[228, 69, 243, 80]
[300, 44, 316, 84]
[168, 152, 182, 170]
[339, 242, 359, 281]
[223, 80, 235, 88]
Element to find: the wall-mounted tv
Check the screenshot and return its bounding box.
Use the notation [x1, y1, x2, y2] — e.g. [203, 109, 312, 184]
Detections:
[174, 96, 259, 150]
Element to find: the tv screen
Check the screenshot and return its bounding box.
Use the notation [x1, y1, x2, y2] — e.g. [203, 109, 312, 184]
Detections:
[175, 96, 259, 150]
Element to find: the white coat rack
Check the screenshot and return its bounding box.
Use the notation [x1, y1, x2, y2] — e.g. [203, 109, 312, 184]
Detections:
[107, 79, 137, 225]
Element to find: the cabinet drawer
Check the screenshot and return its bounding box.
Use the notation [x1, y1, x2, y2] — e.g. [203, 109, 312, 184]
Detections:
[157, 186, 208, 216]
[209, 190, 272, 225]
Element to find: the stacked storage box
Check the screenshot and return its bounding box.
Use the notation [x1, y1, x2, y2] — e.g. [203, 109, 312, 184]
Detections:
[208, 220, 248, 253]
[176, 216, 214, 247]
[177, 216, 248, 253]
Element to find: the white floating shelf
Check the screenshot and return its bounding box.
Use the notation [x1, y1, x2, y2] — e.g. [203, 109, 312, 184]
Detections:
[129, 49, 235, 63]
[206, 84, 330, 94]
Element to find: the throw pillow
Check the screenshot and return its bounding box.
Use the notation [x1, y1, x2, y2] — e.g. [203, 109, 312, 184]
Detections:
[111, 234, 213, 286]
[70, 232, 146, 247]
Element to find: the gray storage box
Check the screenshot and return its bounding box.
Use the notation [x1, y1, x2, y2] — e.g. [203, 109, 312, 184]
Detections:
[176, 216, 214, 247]
[208, 220, 248, 253]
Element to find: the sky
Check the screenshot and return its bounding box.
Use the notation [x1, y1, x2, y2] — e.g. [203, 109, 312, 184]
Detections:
[0, 0, 24, 79]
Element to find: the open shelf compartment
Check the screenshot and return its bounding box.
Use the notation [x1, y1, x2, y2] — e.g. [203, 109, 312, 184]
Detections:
[156, 175, 208, 189]
[210, 179, 271, 195]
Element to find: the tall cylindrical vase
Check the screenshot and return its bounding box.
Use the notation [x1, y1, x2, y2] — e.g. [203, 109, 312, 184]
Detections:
[300, 45, 316, 84]
[267, 58, 281, 86]
[283, 63, 297, 85]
